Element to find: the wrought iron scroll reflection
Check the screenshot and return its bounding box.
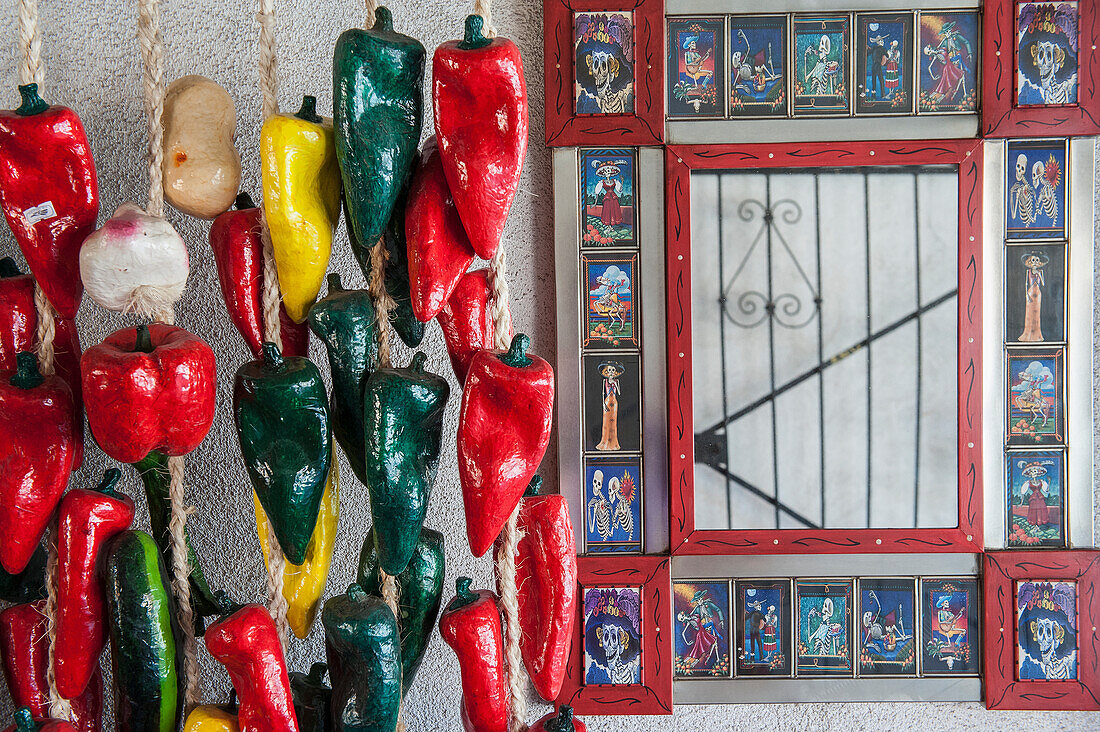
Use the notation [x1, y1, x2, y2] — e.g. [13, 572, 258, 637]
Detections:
[721, 198, 821, 330]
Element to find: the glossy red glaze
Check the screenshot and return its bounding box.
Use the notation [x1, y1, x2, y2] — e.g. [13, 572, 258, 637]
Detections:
[433, 31, 528, 259]
[437, 269, 510, 384]
[206, 604, 299, 732]
[439, 586, 508, 732]
[208, 201, 309, 359]
[458, 337, 553, 557]
[0, 602, 103, 732]
[81, 323, 216, 464]
[0, 86, 98, 319]
[529, 706, 587, 732]
[0, 260, 84, 467]
[406, 136, 475, 322]
[0, 358, 74, 574]
[54, 478, 135, 698]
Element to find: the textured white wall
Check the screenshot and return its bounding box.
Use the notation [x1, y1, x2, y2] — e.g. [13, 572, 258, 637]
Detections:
[0, 1, 1096, 730]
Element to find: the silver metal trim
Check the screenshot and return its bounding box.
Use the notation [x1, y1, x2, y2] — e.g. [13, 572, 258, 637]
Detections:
[667, 115, 978, 144]
[982, 140, 1006, 549]
[674, 676, 981, 704]
[667, 0, 979, 15]
[672, 553, 981, 577]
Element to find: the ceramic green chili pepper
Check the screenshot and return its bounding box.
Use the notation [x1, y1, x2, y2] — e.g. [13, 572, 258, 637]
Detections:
[381, 175, 426, 349]
[289, 662, 333, 732]
[306, 273, 378, 486]
[363, 352, 448, 576]
[233, 343, 332, 565]
[357, 525, 444, 693]
[334, 5, 425, 252]
[321, 584, 401, 732]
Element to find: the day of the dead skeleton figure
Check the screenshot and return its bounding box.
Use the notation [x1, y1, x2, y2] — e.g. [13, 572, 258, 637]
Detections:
[1034, 160, 1059, 224]
[587, 469, 613, 541]
[595, 622, 639, 684]
[1029, 40, 1077, 105]
[1030, 616, 1075, 679]
[610, 474, 634, 539]
[585, 51, 633, 114]
[1011, 153, 1037, 226]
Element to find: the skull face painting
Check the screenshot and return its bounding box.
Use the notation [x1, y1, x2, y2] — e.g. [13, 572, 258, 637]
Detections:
[583, 587, 642, 685]
[1016, 2, 1079, 106]
[1016, 580, 1078, 680]
[573, 12, 635, 114]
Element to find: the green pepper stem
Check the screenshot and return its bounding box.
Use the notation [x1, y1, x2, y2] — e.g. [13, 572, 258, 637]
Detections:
[524, 475, 543, 497]
[546, 705, 576, 732]
[308, 662, 328, 683]
[10, 352, 43, 389]
[372, 6, 394, 31]
[13, 707, 35, 732]
[134, 324, 155, 354]
[95, 468, 125, 499]
[15, 84, 48, 116]
[261, 342, 285, 371]
[0, 257, 20, 278]
[234, 192, 255, 210]
[327, 272, 344, 293]
[347, 583, 367, 602]
[499, 333, 532, 368]
[449, 576, 477, 610]
[295, 95, 323, 124]
[459, 14, 492, 50]
[409, 351, 428, 372]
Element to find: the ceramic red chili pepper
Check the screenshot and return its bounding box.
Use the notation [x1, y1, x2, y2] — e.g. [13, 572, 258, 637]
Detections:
[529, 706, 586, 732]
[494, 476, 576, 702]
[433, 16, 528, 260]
[0, 256, 84, 467]
[458, 334, 553, 557]
[436, 268, 509, 384]
[81, 323, 216, 464]
[209, 193, 309, 359]
[0, 352, 74, 574]
[5, 708, 80, 732]
[54, 468, 136, 699]
[0, 602, 104, 732]
[205, 604, 299, 732]
[0, 84, 97, 319]
[438, 577, 507, 732]
[405, 136, 474, 322]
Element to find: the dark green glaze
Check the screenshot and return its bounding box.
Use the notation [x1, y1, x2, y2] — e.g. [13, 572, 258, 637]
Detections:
[15, 84, 49, 116]
[357, 525, 444, 693]
[362, 352, 448, 575]
[233, 343, 332, 565]
[0, 541, 45, 603]
[289, 662, 333, 732]
[334, 5, 425, 251]
[131, 450, 229, 635]
[381, 170, 426, 348]
[306, 273, 378, 486]
[321, 584, 402, 732]
[104, 530, 181, 732]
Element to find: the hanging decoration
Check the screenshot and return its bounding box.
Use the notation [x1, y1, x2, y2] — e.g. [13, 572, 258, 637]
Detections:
[288, 663, 330, 732]
[377, 166, 427, 349]
[529, 707, 586, 732]
[439, 577, 509, 732]
[5, 708, 80, 732]
[0, 544, 46, 604]
[183, 705, 240, 732]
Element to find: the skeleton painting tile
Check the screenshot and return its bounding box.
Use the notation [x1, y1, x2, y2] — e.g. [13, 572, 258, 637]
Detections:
[583, 354, 641, 453]
[583, 456, 643, 553]
[917, 11, 979, 113]
[921, 578, 981, 676]
[1016, 2, 1079, 107]
[574, 12, 635, 115]
[583, 586, 643, 685]
[667, 18, 725, 118]
[1006, 348, 1065, 446]
[1006, 450, 1066, 548]
[795, 580, 853, 676]
[1015, 580, 1078, 680]
[583, 253, 638, 349]
[674, 581, 731, 678]
[735, 580, 792, 677]
[792, 15, 850, 116]
[1005, 243, 1066, 344]
[857, 578, 917, 676]
[728, 15, 788, 118]
[1006, 139, 1068, 241]
[580, 148, 636, 246]
[854, 12, 914, 115]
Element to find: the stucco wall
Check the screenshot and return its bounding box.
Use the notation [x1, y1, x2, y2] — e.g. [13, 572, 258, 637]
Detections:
[0, 1, 1096, 730]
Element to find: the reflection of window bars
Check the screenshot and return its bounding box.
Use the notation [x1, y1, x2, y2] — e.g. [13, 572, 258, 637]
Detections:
[693, 167, 958, 531]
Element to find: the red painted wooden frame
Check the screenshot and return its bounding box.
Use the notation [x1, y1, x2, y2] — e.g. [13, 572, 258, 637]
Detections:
[665, 140, 984, 556]
[558, 555, 672, 715]
[982, 0, 1100, 137]
[983, 551, 1100, 710]
[543, 0, 664, 146]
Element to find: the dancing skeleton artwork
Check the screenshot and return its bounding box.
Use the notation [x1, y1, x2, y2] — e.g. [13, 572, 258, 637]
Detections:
[805, 34, 840, 95]
[922, 20, 973, 104]
[807, 597, 843, 656]
[677, 589, 725, 670]
[862, 590, 910, 653]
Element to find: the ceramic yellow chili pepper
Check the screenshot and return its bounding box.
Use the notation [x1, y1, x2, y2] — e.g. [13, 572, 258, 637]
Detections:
[260, 95, 342, 323]
[254, 452, 339, 639]
[183, 705, 239, 732]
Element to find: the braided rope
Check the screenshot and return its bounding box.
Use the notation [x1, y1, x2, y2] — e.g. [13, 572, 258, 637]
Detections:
[43, 528, 72, 721]
[260, 507, 292, 649]
[16, 0, 43, 86]
[473, 0, 496, 38]
[137, 0, 166, 218]
[363, 0, 377, 29]
[33, 285, 56, 375]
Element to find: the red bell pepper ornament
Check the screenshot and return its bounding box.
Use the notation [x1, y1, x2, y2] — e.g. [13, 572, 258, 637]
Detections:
[530, 706, 587, 732]
[439, 577, 508, 732]
[54, 468, 136, 699]
[0, 84, 98, 319]
[0, 352, 75, 574]
[208, 192, 309, 359]
[0, 602, 104, 732]
[458, 334, 553, 557]
[205, 604, 299, 732]
[433, 15, 528, 260]
[494, 476, 576, 702]
[0, 256, 84, 467]
[437, 268, 510, 384]
[405, 136, 475, 322]
[81, 323, 216, 464]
